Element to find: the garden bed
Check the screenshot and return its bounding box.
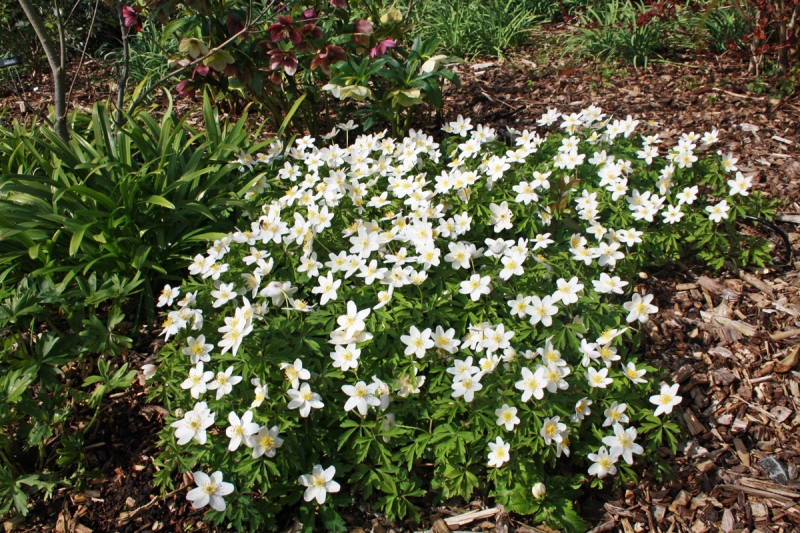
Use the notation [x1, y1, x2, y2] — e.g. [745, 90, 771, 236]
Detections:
[4, 46, 800, 533]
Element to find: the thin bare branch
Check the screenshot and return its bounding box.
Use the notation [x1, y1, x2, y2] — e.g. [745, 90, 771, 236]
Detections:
[67, 0, 100, 108]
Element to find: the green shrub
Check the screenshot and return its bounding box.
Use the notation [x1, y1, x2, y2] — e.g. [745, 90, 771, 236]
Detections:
[404, 0, 546, 57]
[0, 272, 142, 516]
[699, 6, 754, 53]
[0, 92, 256, 324]
[127, 0, 459, 136]
[0, 94, 265, 517]
[564, 0, 665, 67]
[147, 109, 774, 530]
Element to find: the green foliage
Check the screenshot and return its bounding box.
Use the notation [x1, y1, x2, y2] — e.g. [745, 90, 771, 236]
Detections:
[0, 90, 262, 519]
[0, 273, 140, 517]
[564, 0, 664, 68]
[325, 37, 460, 135]
[99, 20, 179, 86]
[0, 91, 253, 323]
[149, 112, 772, 530]
[128, 0, 459, 136]
[403, 0, 547, 57]
[696, 6, 754, 53]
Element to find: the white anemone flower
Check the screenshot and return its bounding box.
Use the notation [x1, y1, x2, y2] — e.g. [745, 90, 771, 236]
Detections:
[181, 362, 214, 399]
[400, 325, 434, 359]
[186, 471, 234, 511]
[287, 383, 324, 417]
[331, 343, 361, 371]
[207, 366, 242, 400]
[602, 424, 644, 465]
[603, 401, 629, 427]
[588, 447, 618, 479]
[487, 436, 511, 468]
[225, 411, 259, 451]
[495, 404, 520, 431]
[540, 416, 566, 446]
[251, 425, 284, 458]
[342, 381, 381, 415]
[459, 274, 492, 302]
[171, 402, 215, 445]
[650, 383, 682, 416]
[299, 465, 340, 504]
[623, 293, 658, 323]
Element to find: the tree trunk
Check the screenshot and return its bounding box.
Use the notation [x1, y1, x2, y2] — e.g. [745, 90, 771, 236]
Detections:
[18, 0, 69, 142]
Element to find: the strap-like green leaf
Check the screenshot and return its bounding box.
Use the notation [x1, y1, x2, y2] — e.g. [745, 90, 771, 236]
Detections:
[68, 223, 94, 257]
[144, 195, 176, 209]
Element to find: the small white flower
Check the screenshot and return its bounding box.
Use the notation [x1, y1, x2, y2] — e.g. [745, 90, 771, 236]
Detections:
[401, 326, 434, 359]
[342, 381, 381, 415]
[251, 425, 284, 458]
[489, 201, 514, 232]
[540, 416, 567, 446]
[287, 383, 324, 417]
[170, 401, 215, 445]
[142, 364, 157, 380]
[527, 295, 558, 327]
[588, 447, 618, 479]
[727, 171, 752, 196]
[157, 284, 180, 307]
[515, 366, 547, 401]
[603, 401, 629, 427]
[623, 293, 658, 323]
[592, 273, 629, 295]
[181, 362, 214, 399]
[225, 411, 259, 451]
[487, 436, 511, 468]
[251, 378, 268, 408]
[280, 359, 310, 389]
[495, 404, 520, 431]
[432, 325, 461, 353]
[676, 186, 698, 205]
[662, 204, 684, 224]
[650, 383, 682, 416]
[299, 465, 340, 504]
[451, 373, 483, 402]
[186, 471, 234, 511]
[603, 424, 644, 465]
[705, 199, 730, 223]
[182, 335, 213, 364]
[331, 343, 361, 371]
[623, 362, 647, 384]
[571, 397, 592, 423]
[586, 367, 612, 388]
[207, 366, 242, 400]
[459, 274, 491, 302]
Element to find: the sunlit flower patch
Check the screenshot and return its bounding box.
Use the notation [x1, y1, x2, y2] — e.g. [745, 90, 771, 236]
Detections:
[148, 110, 773, 530]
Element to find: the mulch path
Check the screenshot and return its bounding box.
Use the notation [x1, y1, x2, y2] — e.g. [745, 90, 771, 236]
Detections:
[3, 39, 800, 533]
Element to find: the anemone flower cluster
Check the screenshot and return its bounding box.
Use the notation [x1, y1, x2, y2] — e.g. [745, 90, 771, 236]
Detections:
[150, 105, 768, 515]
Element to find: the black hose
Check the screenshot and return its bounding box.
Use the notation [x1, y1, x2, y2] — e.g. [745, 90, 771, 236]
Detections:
[743, 215, 794, 267]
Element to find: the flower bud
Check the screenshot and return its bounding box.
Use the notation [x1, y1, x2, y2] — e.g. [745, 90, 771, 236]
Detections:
[380, 8, 403, 23]
[531, 482, 546, 499]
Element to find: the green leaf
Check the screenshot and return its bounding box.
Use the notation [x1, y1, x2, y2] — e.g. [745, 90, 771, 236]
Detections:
[69, 223, 94, 257]
[144, 195, 176, 209]
[277, 93, 307, 138]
